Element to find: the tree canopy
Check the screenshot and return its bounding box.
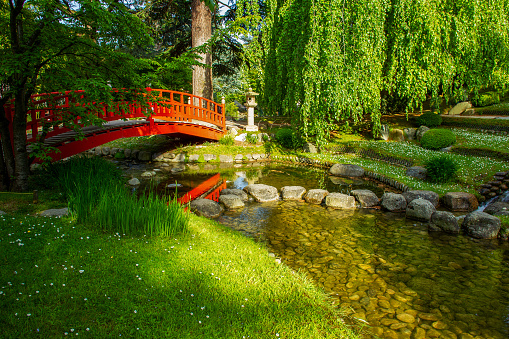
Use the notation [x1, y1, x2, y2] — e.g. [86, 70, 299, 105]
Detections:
[238, 0, 509, 143]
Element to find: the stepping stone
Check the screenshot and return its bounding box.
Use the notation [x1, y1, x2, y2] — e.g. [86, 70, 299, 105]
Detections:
[39, 208, 69, 217]
[281, 186, 306, 200]
[243, 184, 279, 202]
[351, 189, 379, 207]
[304, 189, 329, 204]
[219, 195, 245, 209]
[381, 193, 407, 212]
[220, 188, 249, 202]
[330, 164, 365, 177]
[190, 199, 224, 218]
[325, 193, 356, 209]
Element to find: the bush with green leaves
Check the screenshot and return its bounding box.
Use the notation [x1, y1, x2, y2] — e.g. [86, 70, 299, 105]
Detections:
[420, 129, 456, 150]
[246, 133, 258, 144]
[473, 91, 500, 107]
[425, 155, 458, 183]
[416, 112, 442, 128]
[219, 135, 235, 146]
[226, 102, 239, 119]
[275, 128, 302, 149]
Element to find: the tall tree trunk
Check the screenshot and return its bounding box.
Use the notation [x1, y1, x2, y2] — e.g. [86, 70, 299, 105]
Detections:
[12, 91, 30, 192]
[0, 104, 15, 189]
[192, 0, 213, 100]
[0, 140, 9, 190]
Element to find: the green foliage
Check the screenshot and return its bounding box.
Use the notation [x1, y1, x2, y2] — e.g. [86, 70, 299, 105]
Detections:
[245, 132, 258, 144]
[219, 134, 235, 146]
[416, 112, 443, 128]
[425, 155, 458, 184]
[421, 129, 456, 150]
[114, 151, 126, 159]
[473, 91, 501, 107]
[226, 102, 239, 119]
[275, 128, 302, 149]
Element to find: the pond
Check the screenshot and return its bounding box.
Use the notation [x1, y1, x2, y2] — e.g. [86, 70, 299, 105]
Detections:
[122, 161, 509, 339]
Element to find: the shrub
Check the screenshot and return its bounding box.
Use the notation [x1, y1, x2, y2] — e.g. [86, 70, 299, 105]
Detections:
[226, 102, 239, 119]
[425, 155, 458, 183]
[275, 128, 302, 149]
[420, 129, 456, 150]
[473, 91, 500, 107]
[416, 112, 442, 128]
[219, 135, 235, 146]
[246, 133, 258, 144]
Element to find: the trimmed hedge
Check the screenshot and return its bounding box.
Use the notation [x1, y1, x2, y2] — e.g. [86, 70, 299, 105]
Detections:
[416, 112, 442, 128]
[420, 129, 456, 150]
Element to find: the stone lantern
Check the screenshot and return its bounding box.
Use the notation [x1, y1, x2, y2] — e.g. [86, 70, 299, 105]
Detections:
[244, 88, 259, 132]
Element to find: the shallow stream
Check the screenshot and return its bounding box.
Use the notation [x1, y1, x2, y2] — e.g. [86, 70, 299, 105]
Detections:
[123, 161, 509, 339]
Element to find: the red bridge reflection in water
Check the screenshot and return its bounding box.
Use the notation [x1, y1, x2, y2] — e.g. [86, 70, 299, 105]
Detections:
[177, 173, 227, 204]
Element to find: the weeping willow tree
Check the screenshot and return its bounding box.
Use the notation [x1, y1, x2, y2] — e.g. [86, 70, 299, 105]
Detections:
[236, 0, 509, 144]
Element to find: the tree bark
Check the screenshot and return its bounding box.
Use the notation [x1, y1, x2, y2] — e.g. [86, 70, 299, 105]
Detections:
[0, 104, 15, 189]
[12, 90, 30, 192]
[191, 0, 213, 100]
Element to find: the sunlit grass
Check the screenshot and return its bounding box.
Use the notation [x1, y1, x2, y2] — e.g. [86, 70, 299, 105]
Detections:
[0, 213, 359, 338]
[452, 128, 509, 152]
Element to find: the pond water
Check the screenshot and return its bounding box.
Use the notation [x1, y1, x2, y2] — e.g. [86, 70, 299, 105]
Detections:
[122, 161, 509, 339]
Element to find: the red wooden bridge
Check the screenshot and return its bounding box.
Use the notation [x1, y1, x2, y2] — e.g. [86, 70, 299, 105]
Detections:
[3, 88, 226, 162]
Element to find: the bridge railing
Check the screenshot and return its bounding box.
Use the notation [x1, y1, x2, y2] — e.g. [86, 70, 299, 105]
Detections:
[3, 88, 226, 144]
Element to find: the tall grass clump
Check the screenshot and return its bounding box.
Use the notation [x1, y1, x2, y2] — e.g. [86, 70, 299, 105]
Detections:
[45, 156, 189, 236]
[425, 155, 458, 183]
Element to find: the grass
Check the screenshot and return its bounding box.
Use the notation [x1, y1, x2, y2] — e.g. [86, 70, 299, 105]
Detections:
[474, 102, 509, 114]
[104, 135, 172, 152]
[175, 142, 267, 157]
[0, 212, 359, 338]
[452, 128, 509, 152]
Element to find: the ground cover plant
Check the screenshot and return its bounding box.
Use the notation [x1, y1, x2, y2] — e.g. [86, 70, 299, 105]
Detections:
[0, 213, 359, 338]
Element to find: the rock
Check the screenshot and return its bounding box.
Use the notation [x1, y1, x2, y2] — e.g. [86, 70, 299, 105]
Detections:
[131, 149, 140, 159]
[128, 178, 140, 186]
[138, 151, 152, 162]
[39, 208, 69, 217]
[351, 189, 379, 207]
[219, 155, 234, 163]
[94, 147, 102, 156]
[244, 184, 279, 202]
[463, 108, 475, 116]
[396, 313, 416, 323]
[170, 153, 186, 162]
[462, 211, 501, 239]
[171, 166, 185, 173]
[234, 133, 247, 142]
[281, 186, 307, 200]
[110, 148, 119, 156]
[252, 154, 261, 160]
[406, 166, 427, 180]
[234, 154, 244, 162]
[190, 199, 224, 218]
[0, 210, 5, 215]
[228, 127, 238, 137]
[381, 193, 407, 212]
[188, 154, 200, 162]
[443, 192, 479, 211]
[303, 142, 318, 153]
[141, 171, 156, 178]
[124, 149, 132, 158]
[430, 211, 460, 233]
[219, 195, 245, 209]
[412, 327, 426, 339]
[101, 147, 110, 156]
[258, 133, 269, 142]
[416, 126, 430, 141]
[304, 189, 329, 204]
[448, 101, 472, 115]
[330, 164, 365, 177]
[389, 129, 405, 141]
[483, 202, 509, 215]
[406, 198, 436, 221]
[403, 190, 439, 207]
[375, 124, 390, 140]
[418, 313, 440, 321]
[325, 193, 356, 209]
[403, 128, 417, 141]
[203, 154, 216, 162]
[30, 163, 42, 172]
[220, 188, 249, 202]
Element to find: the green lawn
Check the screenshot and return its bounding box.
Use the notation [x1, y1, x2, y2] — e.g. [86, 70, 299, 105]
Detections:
[0, 213, 359, 338]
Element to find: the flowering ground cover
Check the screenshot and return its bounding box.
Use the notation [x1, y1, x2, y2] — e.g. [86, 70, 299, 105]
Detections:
[0, 213, 358, 338]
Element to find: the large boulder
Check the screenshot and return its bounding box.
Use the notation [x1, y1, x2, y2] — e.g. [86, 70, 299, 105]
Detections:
[303, 142, 318, 154]
[351, 189, 379, 208]
[402, 190, 439, 207]
[483, 202, 509, 215]
[381, 193, 407, 212]
[443, 192, 479, 211]
[190, 199, 224, 218]
[330, 164, 365, 177]
[448, 101, 472, 115]
[281, 186, 307, 200]
[406, 199, 436, 221]
[325, 193, 356, 209]
[429, 211, 460, 234]
[304, 189, 329, 204]
[406, 166, 427, 180]
[403, 128, 417, 141]
[416, 126, 430, 141]
[462, 211, 501, 239]
[219, 195, 245, 209]
[243, 184, 279, 202]
[389, 129, 405, 141]
[220, 188, 249, 202]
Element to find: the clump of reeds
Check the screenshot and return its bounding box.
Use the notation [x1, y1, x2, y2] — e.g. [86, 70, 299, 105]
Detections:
[46, 156, 189, 236]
